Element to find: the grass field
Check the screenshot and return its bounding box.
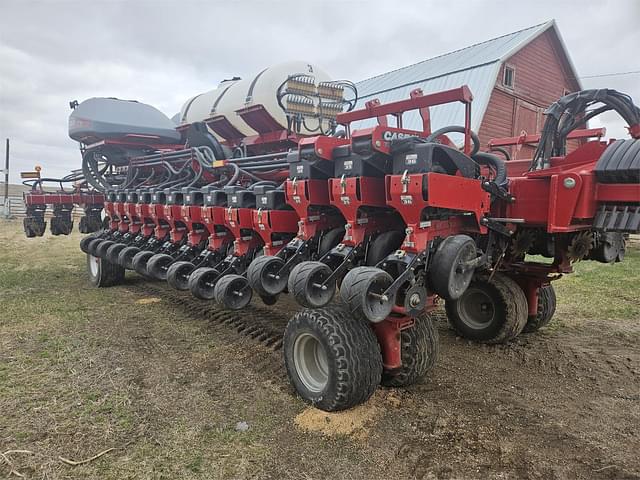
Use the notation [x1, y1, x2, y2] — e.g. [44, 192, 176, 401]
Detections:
[1, 220, 639, 479]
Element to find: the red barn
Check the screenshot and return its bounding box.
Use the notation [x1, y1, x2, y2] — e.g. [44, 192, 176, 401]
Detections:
[355, 20, 581, 159]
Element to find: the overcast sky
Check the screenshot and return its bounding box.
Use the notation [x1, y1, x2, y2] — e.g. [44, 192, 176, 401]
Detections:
[1, 0, 639, 183]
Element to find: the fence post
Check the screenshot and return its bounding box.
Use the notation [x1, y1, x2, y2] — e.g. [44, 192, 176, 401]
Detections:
[2, 139, 9, 219]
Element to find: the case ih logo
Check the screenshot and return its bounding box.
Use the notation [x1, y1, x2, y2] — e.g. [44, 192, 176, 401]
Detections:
[381, 131, 418, 142]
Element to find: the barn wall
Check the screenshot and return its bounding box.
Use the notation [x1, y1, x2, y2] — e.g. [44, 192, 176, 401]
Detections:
[478, 28, 580, 159]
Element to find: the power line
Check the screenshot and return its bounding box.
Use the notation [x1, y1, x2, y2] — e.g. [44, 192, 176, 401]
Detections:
[579, 70, 640, 79]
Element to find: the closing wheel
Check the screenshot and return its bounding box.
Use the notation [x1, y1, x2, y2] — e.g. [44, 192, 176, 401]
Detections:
[340, 266, 395, 323]
[214, 274, 253, 310]
[381, 314, 439, 387]
[118, 246, 141, 269]
[247, 255, 286, 296]
[522, 284, 557, 333]
[188, 267, 220, 300]
[79, 235, 96, 254]
[86, 253, 125, 288]
[288, 261, 335, 308]
[146, 253, 174, 280]
[132, 250, 155, 277]
[284, 306, 383, 412]
[95, 240, 116, 259]
[105, 243, 127, 264]
[429, 234, 477, 300]
[445, 273, 528, 343]
[166, 261, 196, 290]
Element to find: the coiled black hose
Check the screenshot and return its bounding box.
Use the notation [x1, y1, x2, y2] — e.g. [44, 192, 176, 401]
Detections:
[532, 89, 640, 170]
[472, 152, 507, 186]
[425, 125, 481, 156]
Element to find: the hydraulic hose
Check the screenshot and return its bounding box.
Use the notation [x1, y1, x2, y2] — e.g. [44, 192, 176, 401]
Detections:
[425, 125, 481, 156]
[531, 89, 640, 170]
[472, 152, 507, 186]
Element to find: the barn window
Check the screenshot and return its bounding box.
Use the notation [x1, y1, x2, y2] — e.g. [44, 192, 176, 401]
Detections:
[503, 65, 515, 88]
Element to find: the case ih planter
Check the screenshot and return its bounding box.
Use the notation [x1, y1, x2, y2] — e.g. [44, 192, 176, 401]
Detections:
[27, 63, 640, 411]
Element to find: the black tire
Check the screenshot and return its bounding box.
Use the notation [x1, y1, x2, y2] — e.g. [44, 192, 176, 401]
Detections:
[213, 274, 253, 310]
[188, 267, 219, 300]
[118, 246, 141, 269]
[429, 235, 477, 300]
[95, 240, 116, 259]
[105, 243, 127, 264]
[79, 235, 96, 253]
[50, 217, 60, 236]
[87, 238, 105, 256]
[522, 285, 557, 333]
[146, 253, 174, 281]
[445, 273, 528, 343]
[79, 216, 89, 234]
[87, 253, 125, 288]
[247, 255, 287, 296]
[366, 230, 406, 266]
[288, 261, 335, 308]
[590, 232, 625, 264]
[132, 250, 155, 277]
[166, 261, 196, 290]
[340, 266, 395, 323]
[24, 218, 38, 238]
[283, 306, 383, 412]
[60, 219, 74, 235]
[381, 314, 439, 387]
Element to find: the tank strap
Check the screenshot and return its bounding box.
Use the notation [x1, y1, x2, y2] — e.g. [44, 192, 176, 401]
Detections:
[245, 68, 269, 104]
[210, 85, 234, 116]
[181, 93, 204, 123]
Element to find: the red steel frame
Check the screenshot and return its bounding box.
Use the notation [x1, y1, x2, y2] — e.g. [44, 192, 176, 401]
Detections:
[284, 178, 345, 241]
[70, 85, 640, 370]
[252, 208, 299, 256]
[201, 206, 234, 253]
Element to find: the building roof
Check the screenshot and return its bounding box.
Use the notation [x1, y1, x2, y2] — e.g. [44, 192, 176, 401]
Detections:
[352, 20, 578, 134]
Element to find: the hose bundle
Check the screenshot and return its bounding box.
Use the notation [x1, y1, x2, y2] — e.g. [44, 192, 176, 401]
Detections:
[531, 89, 640, 171]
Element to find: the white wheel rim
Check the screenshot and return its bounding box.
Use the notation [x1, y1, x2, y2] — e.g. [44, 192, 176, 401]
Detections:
[458, 287, 495, 329]
[89, 254, 100, 277]
[293, 333, 329, 393]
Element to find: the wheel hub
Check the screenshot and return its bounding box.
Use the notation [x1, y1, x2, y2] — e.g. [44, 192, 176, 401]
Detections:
[293, 333, 329, 393]
[458, 287, 496, 329]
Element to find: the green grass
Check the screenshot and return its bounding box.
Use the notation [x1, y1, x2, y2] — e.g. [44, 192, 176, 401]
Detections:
[546, 246, 640, 322]
[0, 219, 638, 479]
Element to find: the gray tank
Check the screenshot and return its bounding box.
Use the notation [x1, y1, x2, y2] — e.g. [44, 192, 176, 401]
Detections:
[69, 97, 182, 145]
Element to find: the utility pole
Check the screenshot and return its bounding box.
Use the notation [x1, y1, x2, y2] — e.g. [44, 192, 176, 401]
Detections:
[3, 139, 9, 218]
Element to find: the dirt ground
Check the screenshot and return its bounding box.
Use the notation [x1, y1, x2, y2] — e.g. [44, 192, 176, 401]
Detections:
[1, 219, 639, 479]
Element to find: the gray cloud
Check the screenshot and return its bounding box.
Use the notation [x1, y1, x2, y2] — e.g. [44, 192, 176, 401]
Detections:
[1, 0, 638, 182]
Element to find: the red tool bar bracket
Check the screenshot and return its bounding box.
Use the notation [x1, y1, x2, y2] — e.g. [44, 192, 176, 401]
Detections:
[488, 128, 606, 148]
[336, 86, 473, 124]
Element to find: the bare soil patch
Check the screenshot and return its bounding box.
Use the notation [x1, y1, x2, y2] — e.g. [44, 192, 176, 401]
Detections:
[1, 220, 638, 479]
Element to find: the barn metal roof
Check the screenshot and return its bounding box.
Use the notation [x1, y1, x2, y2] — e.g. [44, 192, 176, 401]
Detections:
[352, 20, 576, 135]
